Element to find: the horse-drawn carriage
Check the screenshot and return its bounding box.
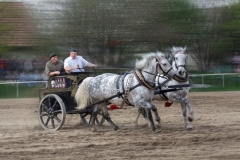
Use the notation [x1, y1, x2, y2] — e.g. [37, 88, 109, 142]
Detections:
[38, 72, 105, 131]
[38, 48, 193, 132]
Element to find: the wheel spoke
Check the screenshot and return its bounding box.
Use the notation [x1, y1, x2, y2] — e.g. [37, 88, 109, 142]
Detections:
[40, 113, 48, 117]
[53, 115, 61, 123]
[45, 117, 50, 126]
[52, 99, 58, 110]
[51, 118, 55, 129]
[53, 109, 62, 114]
[47, 97, 52, 107]
[41, 103, 49, 111]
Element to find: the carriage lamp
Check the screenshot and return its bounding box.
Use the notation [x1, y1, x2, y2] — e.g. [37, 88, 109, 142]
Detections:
[51, 80, 56, 88]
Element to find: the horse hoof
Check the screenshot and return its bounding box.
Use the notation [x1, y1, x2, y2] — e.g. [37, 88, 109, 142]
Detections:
[155, 122, 161, 128]
[133, 121, 138, 127]
[154, 129, 162, 133]
[186, 126, 193, 130]
[188, 117, 194, 122]
[114, 126, 120, 131]
[116, 129, 122, 133]
[91, 126, 97, 132]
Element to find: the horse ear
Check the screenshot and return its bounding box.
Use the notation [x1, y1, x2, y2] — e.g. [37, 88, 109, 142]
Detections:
[183, 46, 187, 53]
[168, 54, 173, 63]
[172, 46, 176, 52]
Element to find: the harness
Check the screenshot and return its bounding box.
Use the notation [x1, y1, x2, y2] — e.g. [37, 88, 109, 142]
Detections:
[155, 75, 170, 100]
[116, 72, 134, 107]
[114, 57, 174, 107]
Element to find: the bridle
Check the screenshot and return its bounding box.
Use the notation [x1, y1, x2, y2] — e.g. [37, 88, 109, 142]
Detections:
[173, 52, 186, 70]
[156, 57, 173, 76]
[172, 52, 189, 82]
[133, 56, 174, 90]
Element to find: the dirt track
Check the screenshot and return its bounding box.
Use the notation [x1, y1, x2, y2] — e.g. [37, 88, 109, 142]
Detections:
[0, 91, 240, 160]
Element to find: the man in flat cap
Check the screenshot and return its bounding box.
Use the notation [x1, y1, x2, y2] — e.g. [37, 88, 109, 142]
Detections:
[45, 53, 64, 78]
[64, 49, 97, 74]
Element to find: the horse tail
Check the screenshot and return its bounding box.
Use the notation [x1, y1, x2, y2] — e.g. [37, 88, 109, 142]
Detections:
[75, 77, 94, 110]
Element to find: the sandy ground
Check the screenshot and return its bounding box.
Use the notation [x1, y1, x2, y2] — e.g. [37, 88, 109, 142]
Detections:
[0, 91, 240, 160]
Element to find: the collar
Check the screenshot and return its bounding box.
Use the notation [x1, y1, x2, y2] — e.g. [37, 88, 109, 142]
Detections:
[133, 69, 155, 90]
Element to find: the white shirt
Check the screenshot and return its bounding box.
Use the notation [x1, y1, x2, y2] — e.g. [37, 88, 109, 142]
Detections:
[64, 56, 88, 72]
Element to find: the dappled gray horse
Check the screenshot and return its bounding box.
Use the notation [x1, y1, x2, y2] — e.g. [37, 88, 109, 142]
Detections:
[134, 46, 194, 130]
[75, 52, 178, 133]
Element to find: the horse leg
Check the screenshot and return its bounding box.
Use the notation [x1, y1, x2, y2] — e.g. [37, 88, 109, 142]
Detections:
[98, 103, 120, 132]
[145, 107, 161, 133]
[179, 97, 194, 123]
[172, 94, 193, 130]
[151, 104, 161, 128]
[89, 105, 99, 131]
[137, 100, 161, 133]
[134, 108, 151, 127]
[177, 95, 194, 122]
[186, 102, 194, 122]
[134, 108, 143, 126]
[180, 102, 192, 130]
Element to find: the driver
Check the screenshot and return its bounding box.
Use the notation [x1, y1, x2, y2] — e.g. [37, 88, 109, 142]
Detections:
[45, 53, 64, 78]
[64, 49, 97, 74]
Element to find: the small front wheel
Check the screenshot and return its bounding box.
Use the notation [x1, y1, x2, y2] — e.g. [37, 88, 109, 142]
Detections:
[38, 94, 66, 131]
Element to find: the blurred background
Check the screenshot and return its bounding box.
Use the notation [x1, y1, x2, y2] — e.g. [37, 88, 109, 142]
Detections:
[1, 0, 240, 98]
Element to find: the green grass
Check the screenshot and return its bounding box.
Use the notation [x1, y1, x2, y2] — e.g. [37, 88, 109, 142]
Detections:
[0, 83, 46, 99]
[190, 74, 240, 92]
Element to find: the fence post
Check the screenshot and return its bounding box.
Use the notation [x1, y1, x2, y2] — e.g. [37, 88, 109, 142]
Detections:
[223, 75, 224, 87]
[16, 83, 19, 98]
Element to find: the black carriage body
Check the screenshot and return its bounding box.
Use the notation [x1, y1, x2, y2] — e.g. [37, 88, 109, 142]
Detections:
[39, 72, 91, 111]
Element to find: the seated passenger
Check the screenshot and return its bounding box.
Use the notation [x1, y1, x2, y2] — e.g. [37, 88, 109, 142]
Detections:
[45, 53, 64, 78]
[64, 49, 97, 74]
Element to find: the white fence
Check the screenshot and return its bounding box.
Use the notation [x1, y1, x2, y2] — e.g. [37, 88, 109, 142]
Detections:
[190, 73, 238, 88]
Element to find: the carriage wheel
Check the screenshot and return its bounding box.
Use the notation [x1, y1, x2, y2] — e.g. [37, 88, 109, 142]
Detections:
[38, 94, 66, 131]
[80, 109, 105, 126]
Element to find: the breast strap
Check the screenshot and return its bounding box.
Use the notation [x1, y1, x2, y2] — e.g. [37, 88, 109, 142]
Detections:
[133, 69, 155, 90]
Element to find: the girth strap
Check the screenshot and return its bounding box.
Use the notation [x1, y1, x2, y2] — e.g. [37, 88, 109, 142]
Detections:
[116, 73, 134, 107]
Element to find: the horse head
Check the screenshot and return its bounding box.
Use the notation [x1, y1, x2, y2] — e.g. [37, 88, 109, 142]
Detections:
[170, 46, 187, 77]
[155, 51, 176, 78]
[135, 52, 176, 83]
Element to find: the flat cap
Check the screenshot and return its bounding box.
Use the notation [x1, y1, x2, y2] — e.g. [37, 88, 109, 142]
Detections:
[70, 48, 77, 52]
[49, 53, 57, 59]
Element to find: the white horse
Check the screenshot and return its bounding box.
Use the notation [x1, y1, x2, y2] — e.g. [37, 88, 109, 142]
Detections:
[134, 46, 194, 130]
[75, 52, 179, 133]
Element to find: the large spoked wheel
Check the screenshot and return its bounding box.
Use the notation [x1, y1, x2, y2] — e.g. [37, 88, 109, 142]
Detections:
[38, 94, 66, 131]
[80, 109, 105, 126]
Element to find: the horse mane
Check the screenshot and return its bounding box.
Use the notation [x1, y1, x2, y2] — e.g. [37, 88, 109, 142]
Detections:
[135, 51, 165, 69]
